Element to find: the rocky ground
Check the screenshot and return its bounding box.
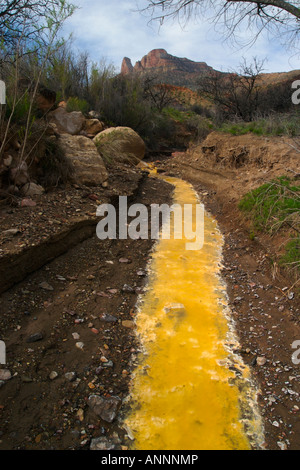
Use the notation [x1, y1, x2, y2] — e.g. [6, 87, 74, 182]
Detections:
[0, 167, 173, 450]
[0, 133, 299, 450]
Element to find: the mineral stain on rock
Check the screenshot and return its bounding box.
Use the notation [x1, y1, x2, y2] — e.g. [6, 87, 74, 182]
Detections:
[125, 176, 265, 450]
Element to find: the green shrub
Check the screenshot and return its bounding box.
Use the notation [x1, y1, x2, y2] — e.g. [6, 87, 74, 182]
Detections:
[66, 97, 89, 114]
[239, 177, 300, 273]
[219, 115, 300, 137]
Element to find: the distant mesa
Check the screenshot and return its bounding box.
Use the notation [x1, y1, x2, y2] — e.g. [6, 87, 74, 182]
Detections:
[121, 49, 213, 77]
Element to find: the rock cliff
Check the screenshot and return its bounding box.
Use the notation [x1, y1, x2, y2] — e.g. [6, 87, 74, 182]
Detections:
[121, 49, 214, 89]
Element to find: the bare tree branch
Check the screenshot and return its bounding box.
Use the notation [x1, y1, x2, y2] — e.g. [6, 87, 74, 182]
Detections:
[141, 0, 300, 45]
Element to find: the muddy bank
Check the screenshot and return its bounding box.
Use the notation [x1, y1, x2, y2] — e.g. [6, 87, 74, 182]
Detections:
[0, 173, 173, 450]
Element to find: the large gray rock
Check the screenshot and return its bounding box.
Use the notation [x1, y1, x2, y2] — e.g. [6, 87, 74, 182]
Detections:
[49, 107, 85, 135]
[59, 135, 108, 186]
[93, 126, 145, 165]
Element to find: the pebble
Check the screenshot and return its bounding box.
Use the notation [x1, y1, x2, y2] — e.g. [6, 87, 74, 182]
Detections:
[90, 437, 116, 451]
[0, 369, 11, 381]
[102, 360, 114, 368]
[65, 372, 76, 382]
[122, 320, 135, 329]
[72, 332, 80, 340]
[277, 441, 287, 450]
[257, 357, 267, 366]
[77, 408, 84, 422]
[49, 371, 58, 380]
[99, 313, 117, 323]
[76, 342, 84, 350]
[26, 332, 44, 343]
[88, 395, 121, 423]
[122, 284, 134, 293]
[39, 282, 54, 291]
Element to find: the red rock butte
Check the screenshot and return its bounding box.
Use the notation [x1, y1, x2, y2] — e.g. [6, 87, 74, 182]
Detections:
[121, 49, 213, 76]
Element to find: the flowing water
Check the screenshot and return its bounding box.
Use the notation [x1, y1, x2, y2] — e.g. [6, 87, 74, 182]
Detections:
[125, 176, 264, 450]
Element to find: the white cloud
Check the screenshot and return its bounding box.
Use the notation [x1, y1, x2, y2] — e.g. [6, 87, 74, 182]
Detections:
[63, 0, 300, 73]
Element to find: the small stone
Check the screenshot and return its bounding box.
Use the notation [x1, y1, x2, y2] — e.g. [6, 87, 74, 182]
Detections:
[22, 376, 33, 383]
[76, 342, 84, 350]
[122, 320, 135, 329]
[0, 369, 11, 381]
[88, 395, 121, 423]
[90, 437, 116, 451]
[49, 371, 58, 380]
[257, 357, 267, 366]
[39, 282, 54, 291]
[122, 284, 134, 293]
[77, 408, 84, 422]
[72, 332, 80, 340]
[3, 228, 20, 236]
[99, 313, 117, 323]
[119, 258, 130, 263]
[20, 198, 37, 208]
[26, 332, 44, 343]
[137, 270, 146, 277]
[102, 360, 114, 368]
[65, 372, 76, 382]
[277, 441, 287, 450]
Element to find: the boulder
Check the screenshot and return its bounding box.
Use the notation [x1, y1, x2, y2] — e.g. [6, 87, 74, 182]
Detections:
[49, 107, 85, 135]
[10, 162, 29, 186]
[93, 127, 145, 165]
[20, 182, 45, 197]
[83, 119, 104, 136]
[59, 135, 108, 186]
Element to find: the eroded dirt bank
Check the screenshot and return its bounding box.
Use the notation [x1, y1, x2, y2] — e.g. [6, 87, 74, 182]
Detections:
[154, 132, 300, 450]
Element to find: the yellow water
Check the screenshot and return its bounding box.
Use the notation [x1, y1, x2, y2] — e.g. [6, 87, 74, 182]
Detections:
[125, 176, 264, 450]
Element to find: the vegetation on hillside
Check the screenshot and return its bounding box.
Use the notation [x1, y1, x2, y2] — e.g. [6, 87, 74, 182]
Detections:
[239, 177, 300, 275]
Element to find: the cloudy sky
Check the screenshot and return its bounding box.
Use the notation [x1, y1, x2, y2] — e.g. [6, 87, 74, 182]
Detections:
[62, 0, 300, 73]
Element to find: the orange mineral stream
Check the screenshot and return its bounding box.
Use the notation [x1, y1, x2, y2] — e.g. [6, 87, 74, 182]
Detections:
[125, 176, 265, 450]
